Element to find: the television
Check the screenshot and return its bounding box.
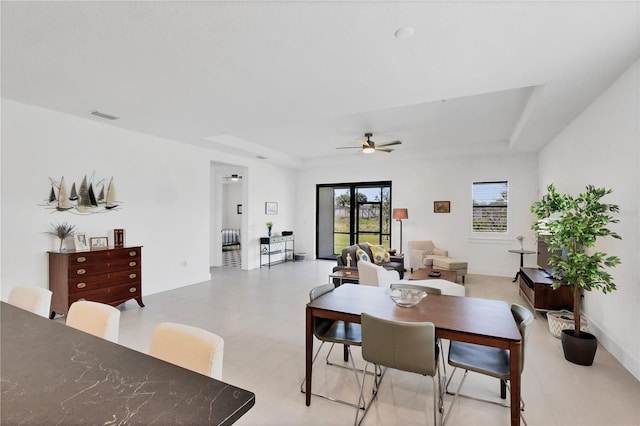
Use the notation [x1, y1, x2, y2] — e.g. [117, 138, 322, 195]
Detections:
[537, 238, 566, 277]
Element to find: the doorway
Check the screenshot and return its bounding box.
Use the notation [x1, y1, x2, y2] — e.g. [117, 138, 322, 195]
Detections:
[316, 181, 392, 259]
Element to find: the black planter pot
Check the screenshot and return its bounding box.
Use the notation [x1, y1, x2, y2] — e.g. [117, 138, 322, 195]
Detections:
[560, 329, 598, 366]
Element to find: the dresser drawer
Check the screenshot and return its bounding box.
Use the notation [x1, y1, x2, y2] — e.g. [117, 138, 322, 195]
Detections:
[108, 268, 141, 286]
[69, 282, 141, 307]
[68, 274, 109, 293]
[69, 251, 110, 266]
[109, 248, 141, 261]
[107, 282, 141, 304]
[68, 263, 109, 279]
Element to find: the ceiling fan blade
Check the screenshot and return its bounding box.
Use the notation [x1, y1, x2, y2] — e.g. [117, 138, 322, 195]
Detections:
[336, 146, 362, 149]
[378, 140, 402, 147]
[375, 147, 394, 153]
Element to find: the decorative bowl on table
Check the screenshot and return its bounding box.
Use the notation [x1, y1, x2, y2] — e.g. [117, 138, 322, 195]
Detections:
[386, 287, 428, 308]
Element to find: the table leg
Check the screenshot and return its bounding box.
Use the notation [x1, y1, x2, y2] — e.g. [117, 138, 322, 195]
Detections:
[509, 340, 521, 426]
[305, 307, 313, 406]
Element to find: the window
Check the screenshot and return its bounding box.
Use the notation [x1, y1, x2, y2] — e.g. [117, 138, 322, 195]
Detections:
[472, 181, 508, 233]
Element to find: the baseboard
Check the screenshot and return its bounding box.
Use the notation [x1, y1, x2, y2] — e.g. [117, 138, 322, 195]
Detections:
[584, 314, 640, 381]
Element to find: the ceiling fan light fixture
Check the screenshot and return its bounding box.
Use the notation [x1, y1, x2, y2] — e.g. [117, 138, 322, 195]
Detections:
[362, 146, 375, 154]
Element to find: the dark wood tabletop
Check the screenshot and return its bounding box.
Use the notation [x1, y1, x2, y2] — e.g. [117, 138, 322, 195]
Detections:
[305, 284, 522, 426]
[1, 302, 255, 425]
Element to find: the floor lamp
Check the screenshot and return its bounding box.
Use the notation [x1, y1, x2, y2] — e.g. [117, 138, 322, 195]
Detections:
[392, 208, 408, 254]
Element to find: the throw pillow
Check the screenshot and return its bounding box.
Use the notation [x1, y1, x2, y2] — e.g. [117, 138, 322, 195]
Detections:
[370, 245, 390, 264]
[356, 247, 371, 263]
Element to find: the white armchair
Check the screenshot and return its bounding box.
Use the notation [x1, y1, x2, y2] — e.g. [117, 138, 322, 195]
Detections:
[357, 261, 400, 287]
[408, 240, 449, 272]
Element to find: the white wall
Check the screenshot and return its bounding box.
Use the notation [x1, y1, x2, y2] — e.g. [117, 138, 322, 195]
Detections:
[1, 99, 297, 301]
[1, 99, 211, 299]
[223, 182, 242, 229]
[539, 60, 640, 379]
[293, 153, 539, 277]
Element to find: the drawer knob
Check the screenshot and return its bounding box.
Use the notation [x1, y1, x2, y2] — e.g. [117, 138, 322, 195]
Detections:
[129, 261, 137, 267]
[76, 257, 86, 263]
[129, 287, 137, 293]
[129, 251, 137, 257]
[129, 273, 137, 279]
[76, 269, 86, 275]
[76, 282, 87, 289]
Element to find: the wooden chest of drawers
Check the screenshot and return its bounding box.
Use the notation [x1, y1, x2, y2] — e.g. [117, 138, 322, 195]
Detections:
[48, 246, 144, 318]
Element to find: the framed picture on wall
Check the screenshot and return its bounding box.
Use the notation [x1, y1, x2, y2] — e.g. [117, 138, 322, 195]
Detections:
[434, 201, 451, 213]
[265, 202, 278, 215]
[237, 204, 242, 214]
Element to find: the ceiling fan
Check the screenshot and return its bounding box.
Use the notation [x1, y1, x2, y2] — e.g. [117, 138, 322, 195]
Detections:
[336, 133, 402, 154]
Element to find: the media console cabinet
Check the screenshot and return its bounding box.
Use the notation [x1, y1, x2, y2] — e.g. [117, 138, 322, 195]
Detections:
[518, 267, 573, 311]
[48, 246, 144, 318]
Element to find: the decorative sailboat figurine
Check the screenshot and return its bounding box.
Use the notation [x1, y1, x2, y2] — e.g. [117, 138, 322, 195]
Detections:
[49, 186, 57, 203]
[97, 185, 105, 204]
[105, 177, 118, 209]
[77, 176, 91, 212]
[56, 177, 73, 211]
[88, 183, 98, 206]
[69, 183, 78, 201]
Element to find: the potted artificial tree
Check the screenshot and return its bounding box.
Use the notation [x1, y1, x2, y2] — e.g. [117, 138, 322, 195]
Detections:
[531, 184, 621, 366]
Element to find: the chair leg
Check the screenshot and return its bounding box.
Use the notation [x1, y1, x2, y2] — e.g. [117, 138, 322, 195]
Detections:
[443, 368, 468, 425]
[445, 370, 528, 426]
[300, 342, 366, 409]
[354, 363, 386, 426]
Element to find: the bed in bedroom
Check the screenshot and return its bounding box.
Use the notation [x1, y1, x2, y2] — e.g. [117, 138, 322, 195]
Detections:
[221, 228, 241, 249]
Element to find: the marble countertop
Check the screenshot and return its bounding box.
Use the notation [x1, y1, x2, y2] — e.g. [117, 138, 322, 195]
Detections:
[1, 302, 254, 425]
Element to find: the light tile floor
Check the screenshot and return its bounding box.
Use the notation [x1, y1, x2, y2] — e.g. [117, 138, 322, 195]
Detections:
[112, 260, 639, 426]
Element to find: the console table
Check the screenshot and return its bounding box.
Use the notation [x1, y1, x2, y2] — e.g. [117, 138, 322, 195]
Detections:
[49, 246, 144, 318]
[260, 235, 294, 268]
[518, 267, 573, 311]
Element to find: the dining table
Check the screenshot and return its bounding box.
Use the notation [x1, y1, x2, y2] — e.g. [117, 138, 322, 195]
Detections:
[305, 284, 523, 426]
[1, 302, 255, 425]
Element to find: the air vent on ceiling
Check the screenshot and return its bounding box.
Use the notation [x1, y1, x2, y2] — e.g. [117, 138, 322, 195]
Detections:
[91, 110, 120, 120]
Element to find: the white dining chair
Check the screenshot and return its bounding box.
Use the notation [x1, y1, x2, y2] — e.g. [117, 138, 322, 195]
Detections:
[8, 286, 53, 318]
[357, 260, 400, 287]
[66, 300, 121, 343]
[149, 322, 224, 379]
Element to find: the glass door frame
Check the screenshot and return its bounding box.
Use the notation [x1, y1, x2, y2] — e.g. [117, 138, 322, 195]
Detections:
[315, 181, 392, 260]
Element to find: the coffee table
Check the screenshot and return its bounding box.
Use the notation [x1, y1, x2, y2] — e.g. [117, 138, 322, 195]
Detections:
[408, 267, 457, 283]
[329, 269, 359, 286]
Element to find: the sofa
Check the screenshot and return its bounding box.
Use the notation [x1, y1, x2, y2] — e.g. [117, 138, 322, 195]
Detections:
[408, 240, 467, 283]
[333, 243, 404, 279]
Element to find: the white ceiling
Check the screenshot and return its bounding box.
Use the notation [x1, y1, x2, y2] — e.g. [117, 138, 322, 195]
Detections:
[2, 1, 639, 168]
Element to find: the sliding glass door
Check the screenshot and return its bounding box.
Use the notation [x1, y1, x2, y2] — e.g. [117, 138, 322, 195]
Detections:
[316, 182, 391, 260]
